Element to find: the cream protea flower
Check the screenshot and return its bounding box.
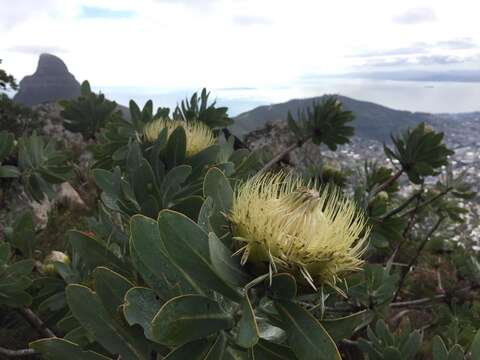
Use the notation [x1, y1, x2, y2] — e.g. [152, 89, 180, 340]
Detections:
[229, 172, 370, 288]
[143, 118, 215, 157]
[42, 251, 70, 275]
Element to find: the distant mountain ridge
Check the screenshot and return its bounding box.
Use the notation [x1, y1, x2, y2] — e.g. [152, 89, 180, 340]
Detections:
[232, 95, 431, 141]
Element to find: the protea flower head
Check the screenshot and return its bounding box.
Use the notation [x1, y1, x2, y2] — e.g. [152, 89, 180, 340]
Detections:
[42, 251, 70, 275]
[229, 172, 370, 289]
[143, 118, 215, 157]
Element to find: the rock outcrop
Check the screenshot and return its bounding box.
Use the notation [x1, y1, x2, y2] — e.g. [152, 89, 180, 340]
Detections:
[13, 53, 80, 106]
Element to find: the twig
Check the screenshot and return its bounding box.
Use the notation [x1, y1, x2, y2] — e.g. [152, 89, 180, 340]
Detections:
[258, 136, 312, 174]
[0, 347, 38, 357]
[18, 308, 56, 338]
[401, 187, 452, 217]
[386, 187, 424, 267]
[371, 169, 403, 197]
[380, 190, 422, 220]
[393, 215, 445, 301]
[221, 128, 249, 150]
[390, 294, 446, 308]
[320, 284, 478, 316]
[391, 284, 480, 307]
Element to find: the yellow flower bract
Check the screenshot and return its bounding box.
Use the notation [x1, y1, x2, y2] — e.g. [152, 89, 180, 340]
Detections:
[143, 118, 216, 157]
[229, 172, 370, 288]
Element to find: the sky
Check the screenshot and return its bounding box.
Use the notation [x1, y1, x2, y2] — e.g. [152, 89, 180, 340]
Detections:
[1, 0, 480, 112]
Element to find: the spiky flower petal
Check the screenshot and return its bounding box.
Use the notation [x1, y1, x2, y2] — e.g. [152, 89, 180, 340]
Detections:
[229, 172, 370, 288]
[143, 118, 215, 157]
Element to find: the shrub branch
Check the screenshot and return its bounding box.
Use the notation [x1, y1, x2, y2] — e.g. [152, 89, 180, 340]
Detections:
[0, 347, 38, 357]
[258, 135, 312, 174]
[393, 215, 446, 301]
[18, 307, 56, 338]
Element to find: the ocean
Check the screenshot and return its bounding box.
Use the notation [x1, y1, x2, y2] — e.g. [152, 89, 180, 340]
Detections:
[97, 78, 480, 117]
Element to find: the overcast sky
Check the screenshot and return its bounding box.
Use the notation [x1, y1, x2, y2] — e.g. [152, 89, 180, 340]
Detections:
[1, 0, 480, 91]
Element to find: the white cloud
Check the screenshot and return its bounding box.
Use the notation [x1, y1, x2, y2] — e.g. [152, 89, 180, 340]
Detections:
[393, 7, 436, 24]
[1, 0, 480, 92]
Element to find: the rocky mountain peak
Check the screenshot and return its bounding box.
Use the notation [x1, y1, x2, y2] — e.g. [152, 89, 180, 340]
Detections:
[13, 53, 80, 107]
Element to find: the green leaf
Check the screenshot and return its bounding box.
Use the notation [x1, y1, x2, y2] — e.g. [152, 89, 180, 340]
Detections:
[447, 345, 465, 360]
[130, 214, 200, 297]
[123, 287, 162, 341]
[0, 165, 20, 178]
[64, 327, 91, 348]
[160, 165, 192, 208]
[10, 210, 36, 257]
[142, 100, 153, 123]
[0, 243, 10, 266]
[400, 330, 422, 359]
[66, 284, 154, 360]
[171, 195, 204, 220]
[129, 100, 142, 127]
[30, 338, 111, 360]
[252, 339, 298, 360]
[165, 126, 186, 168]
[203, 167, 233, 212]
[152, 294, 234, 346]
[321, 310, 370, 342]
[275, 300, 340, 360]
[198, 197, 215, 232]
[0, 252, 34, 307]
[209, 232, 248, 287]
[383, 347, 403, 360]
[68, 231, 128, 276]
[93, 168, 122, 196]
[93, 267, 134, 315]
[375, 320, 394, 346]
[204, 334, 227, 359]
[0, 131, 14, 162]
[158, 210, 242, 301]
[80, 80, 91, 95]
[164, 336, 225, 360]
[469, 329, 480, 360]
[269, 273, 297, 300]
[236, 292, 259, 348]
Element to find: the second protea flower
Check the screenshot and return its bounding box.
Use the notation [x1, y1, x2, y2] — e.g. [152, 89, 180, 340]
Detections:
[229, 173, 370, 288]
[41, 251, 70, 275]
[143, 118, 215, 157]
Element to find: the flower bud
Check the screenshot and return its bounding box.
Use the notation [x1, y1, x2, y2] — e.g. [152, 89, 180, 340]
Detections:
[42, 251, 70, 275]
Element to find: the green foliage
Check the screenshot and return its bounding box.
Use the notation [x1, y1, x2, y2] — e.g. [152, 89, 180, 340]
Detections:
[60, 80, 119, 139]
[384, 122, 454, 184]
[0, 93, 40, 137]
[0, 78, 478, 360]
[0, 59, 17, 91]
[0, 130, 20, 178]
[346, 264, 399, 309]
[0, 243, 35, 307]
[362, 160, 400, 194]
[17, 131, 73, 201]
[275, 300, 341, 360]
[303, 163, 347, 187]
[4, 210, 36, 257]
[287, 96, 355, 150]
[357, 319, 422, 359]
[431, 330, 480, 360]
[175, 88, 233, 129]
[30, 338, 111, 360]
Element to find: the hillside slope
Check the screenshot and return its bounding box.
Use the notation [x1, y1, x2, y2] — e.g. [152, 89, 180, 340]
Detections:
[232, 95, 430, 141]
